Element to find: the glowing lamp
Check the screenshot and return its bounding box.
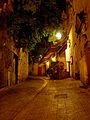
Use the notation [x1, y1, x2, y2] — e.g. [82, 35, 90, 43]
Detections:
[56, 32, 62, 40]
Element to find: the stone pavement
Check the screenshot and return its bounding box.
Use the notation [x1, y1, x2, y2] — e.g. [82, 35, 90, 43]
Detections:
[0, 76, 48, 120]
[0, 77, 90, 120]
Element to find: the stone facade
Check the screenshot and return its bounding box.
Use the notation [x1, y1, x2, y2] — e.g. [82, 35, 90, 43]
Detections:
[0, 31, 29, 88]
[68, 0, 90, 85]
[0, 29, 19, 88]
[18, 48, 29, 82]
[0, 0, 29, 88]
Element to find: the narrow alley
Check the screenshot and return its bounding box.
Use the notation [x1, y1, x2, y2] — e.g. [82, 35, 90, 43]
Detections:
[0, 77, 90, 120]
[0, 0, 90, 119]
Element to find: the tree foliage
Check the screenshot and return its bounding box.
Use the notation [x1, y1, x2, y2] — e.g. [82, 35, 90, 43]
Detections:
[7, 0, 71, 62]
[8, 0, 68, 47]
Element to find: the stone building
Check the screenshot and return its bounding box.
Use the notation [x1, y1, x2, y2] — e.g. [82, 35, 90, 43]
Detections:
[67, 0, 90, 85]
[0, 0, 29, 88]
[37, 0, 90, 84]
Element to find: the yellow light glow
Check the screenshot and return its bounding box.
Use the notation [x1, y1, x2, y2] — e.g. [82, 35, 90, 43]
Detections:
[52, 56, 56, 62]
[46, 61, 49, 66]
[65, 48, 70, 62]
[56, 32, 62, 40]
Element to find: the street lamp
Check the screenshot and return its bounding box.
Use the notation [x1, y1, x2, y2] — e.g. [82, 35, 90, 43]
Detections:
[56, 32, 62, 40]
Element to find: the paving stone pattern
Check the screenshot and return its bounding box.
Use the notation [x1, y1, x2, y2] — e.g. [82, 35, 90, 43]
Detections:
[0, 78, 90, 120]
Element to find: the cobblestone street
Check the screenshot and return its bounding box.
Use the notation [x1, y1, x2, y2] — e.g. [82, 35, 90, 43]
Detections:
[0, 77, 90, 120]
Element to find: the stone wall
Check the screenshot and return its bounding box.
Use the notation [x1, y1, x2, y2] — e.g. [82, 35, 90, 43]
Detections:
[0, 29, 19, 88]
[0, 30, 29, 88]
[0, 0, 29, 88]
[68, 0, 90, 84]
[18, 48, 29, 82]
